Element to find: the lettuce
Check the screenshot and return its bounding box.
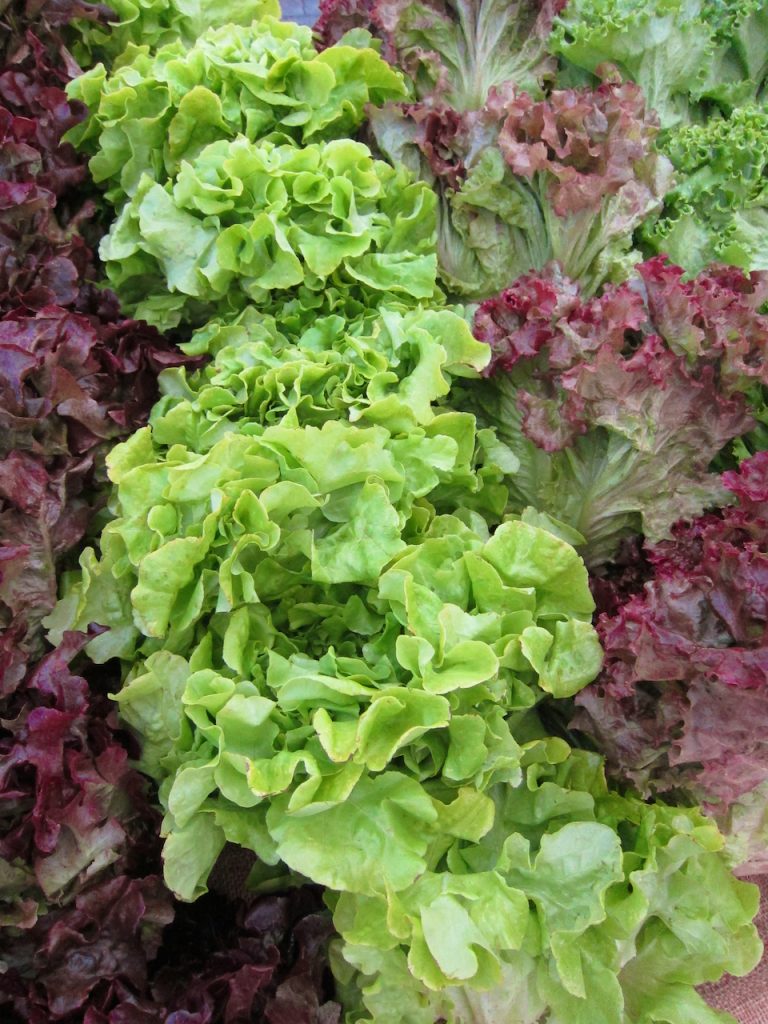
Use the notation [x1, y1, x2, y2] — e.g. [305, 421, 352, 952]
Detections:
[315, 0, 565, 107]
[574, 453, 768, 875]
[150, 305, 490, 448]
[69, 0, 281, 64]
[550, 0, 768, 125]
[46, 412, 601, 906]
[332, 734, 762, 1023]
[66, 18, 406, 204]
[368, 77, 672, 300]
[96, 136, 437, 330]
[550, 0, 718, 128]
[642, 105, 768, 274]
[461, 257, 768, 566]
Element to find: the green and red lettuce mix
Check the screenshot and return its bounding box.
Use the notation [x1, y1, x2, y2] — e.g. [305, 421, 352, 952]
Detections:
[0, 0, 767, 1021]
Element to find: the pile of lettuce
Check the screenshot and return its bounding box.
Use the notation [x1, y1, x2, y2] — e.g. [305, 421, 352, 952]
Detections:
[1, 7, 339, 1022]
[45, 365, 764, 1022]
[63, 17, 428, 329]
[315, 0, 673, 299]
[0, 0, 766, 1021]
[550, 0, 768, 276]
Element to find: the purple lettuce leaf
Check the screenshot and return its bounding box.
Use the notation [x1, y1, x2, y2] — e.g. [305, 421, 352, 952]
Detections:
[1, 881, 340, 1023]
[573, 452, 768, 873]
[365, 75, 672, 298]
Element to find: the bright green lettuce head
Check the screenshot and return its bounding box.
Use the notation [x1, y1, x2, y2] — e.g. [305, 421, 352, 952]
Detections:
[551, 0, 768, 130]
[96, 136, 438, 330]
[66, 16, 406, 204]
[333, 737, 762, 1023]
[550, 0, 717, 128]
[150, 305, 490, 448]
[68, 0, 281, 66]
[46, 414, 602, 901]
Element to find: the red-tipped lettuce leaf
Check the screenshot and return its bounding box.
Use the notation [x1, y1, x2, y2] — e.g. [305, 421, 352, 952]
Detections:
[464, 257, 766, 565]
[574, 453, 768, 873]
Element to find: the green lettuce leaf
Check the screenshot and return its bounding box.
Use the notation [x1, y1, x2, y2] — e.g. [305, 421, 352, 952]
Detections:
[96, 137, 437, 329]
[335, 738, 762, 1023]
[642, 105, 768, 274]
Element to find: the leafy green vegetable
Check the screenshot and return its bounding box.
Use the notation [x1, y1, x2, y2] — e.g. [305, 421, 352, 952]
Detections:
[463, 257, 768, 567]
[66, 18, 406, 205]
[46, 411, 601, 903]
[150, 305, 490, 448]
[550, 0, 717, 128]
[95, 136, 437, 329]
[642, 105, 768, 274]
[368, 77, 673, 300]
[315, 0, 564, 107]
[551, 0, 768, 126]
[333, 738, 762, 1023]
[70, 0, 277, 65]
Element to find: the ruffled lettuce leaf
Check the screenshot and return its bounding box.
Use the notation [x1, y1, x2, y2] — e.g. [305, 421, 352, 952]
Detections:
[642, 105, 768, 275]
[66, 18, 406, 204]
[696, 0, 768, 108]
[460, 257, 767, 566]
[574, 452, 768, 874]
[1, 879, 340, 1022]
[549, 0, 718, 128]
[369, 77, 672, 300]
[69, 0, 281, 65]
[551, 0, 768, 124]
[150, 304, 490, 448]
[0, 304, 196, 662]
[332, 735, 762, 1023]
[96, 136, 437, 330]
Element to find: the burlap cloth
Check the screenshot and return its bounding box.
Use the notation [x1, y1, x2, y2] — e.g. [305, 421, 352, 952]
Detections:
[210, 851, 768, 1021]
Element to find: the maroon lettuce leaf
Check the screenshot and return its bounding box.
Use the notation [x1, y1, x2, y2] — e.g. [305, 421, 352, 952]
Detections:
[0, 305, 200, 663]
[0, 883, 340, 1024]
[463, 257, 766, 565]
[0, 13, 109, 310]
[573, 453, 768, 873]
[496, 78, 664, 217]
[0, 632, 158, 908]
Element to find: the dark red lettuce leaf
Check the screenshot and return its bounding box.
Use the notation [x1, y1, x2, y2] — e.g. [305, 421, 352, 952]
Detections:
[0, 305, 200, 664]
[496, 78, 660, 216]
[0, 11, 110, 309]
[466, 258, 767, 565]
[0, 633, 159, 908]
[0, 1, 113, 67]
[0, 882, 340, 1024]
[573, 453, 768, 873]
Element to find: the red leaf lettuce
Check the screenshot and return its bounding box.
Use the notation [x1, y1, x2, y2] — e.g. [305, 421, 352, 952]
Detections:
[462, 256, 768, 565]
[574, 452, 768, 873]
